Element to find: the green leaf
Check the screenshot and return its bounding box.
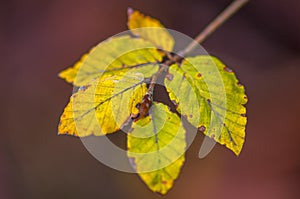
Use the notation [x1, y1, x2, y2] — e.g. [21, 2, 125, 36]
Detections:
[59, 35, 163, 86]
[58, 72, 148, 136]
[127, 103, 185, 194]
[165, 56, 247, 155]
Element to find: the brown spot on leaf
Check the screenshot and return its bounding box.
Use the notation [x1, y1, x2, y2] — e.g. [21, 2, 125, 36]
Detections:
[241, 113, 246, 117]
[196, 73, 202, 78]
[189, 114, 193, 118]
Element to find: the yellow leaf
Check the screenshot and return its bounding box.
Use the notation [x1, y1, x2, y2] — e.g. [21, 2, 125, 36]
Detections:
[127, 8, 174, 52]
[58, 72, 148, 136]
[165, 56, 247, 155]
[128, 103, 185, 194]
[59, 35, 162, 86]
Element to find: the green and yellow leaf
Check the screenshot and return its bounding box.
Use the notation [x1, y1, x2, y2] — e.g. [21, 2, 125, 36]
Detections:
[59, 35, 163, 86]
[165, 56, 247, 155]
[127, 8, 174, 52]
[58, 72, 147, 136]
[127, 103, 186, 194]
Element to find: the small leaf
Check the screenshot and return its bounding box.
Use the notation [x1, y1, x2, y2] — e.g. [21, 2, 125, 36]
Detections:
[127, 8, 174, 52]
[58, 72, 147, 136]
[127, 103, 186, 194]
[59, 35, 163, 86]
[165, 56, 247, 155]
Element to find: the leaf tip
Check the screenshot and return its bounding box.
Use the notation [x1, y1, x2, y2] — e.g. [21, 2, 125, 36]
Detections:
[57, 70, 67, 81]
[233, 150, 241, 157]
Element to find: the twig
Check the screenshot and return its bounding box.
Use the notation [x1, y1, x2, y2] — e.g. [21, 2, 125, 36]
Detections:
[179, 0, 249, 56]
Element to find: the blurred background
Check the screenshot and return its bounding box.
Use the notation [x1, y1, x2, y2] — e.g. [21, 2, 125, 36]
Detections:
[1, 0, 300, 198]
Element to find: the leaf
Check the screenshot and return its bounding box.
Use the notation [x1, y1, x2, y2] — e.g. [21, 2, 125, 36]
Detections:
[59, 35, 163, 86]
[127, 103, 186, 194]
[164, 56, 247, 155]
[127, 8, 174, 52]
[58, 72, 148, 136]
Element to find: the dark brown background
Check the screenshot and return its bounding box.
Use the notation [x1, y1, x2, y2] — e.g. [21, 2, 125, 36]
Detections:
[1, 0, 300, 198]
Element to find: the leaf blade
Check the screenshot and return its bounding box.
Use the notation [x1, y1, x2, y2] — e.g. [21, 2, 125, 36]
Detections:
[58, 72, 147, 136]
[165, 56, 247, 155]
[127, 103, 186, 194]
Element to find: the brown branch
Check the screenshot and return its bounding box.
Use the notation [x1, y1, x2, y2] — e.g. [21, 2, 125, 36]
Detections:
[179, 0, 249, 56]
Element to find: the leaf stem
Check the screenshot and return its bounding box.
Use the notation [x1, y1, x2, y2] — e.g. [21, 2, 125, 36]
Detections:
[179, 0, 249, 56]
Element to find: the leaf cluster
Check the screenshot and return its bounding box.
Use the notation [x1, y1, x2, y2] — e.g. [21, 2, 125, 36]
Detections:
[58, 9, 247, 194]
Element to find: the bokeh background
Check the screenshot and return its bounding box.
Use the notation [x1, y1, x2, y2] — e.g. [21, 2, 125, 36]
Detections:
[1, 0, 300, 198]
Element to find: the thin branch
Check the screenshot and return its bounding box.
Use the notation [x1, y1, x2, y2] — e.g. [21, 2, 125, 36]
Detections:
[179, 0, 249, 56]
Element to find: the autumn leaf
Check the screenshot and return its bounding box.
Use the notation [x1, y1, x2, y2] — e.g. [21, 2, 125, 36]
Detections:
[59, 35, 163, 86]
[165, 56, 247, 155]
[58, 72, 147, 136]
[128, 103, 185, 194]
